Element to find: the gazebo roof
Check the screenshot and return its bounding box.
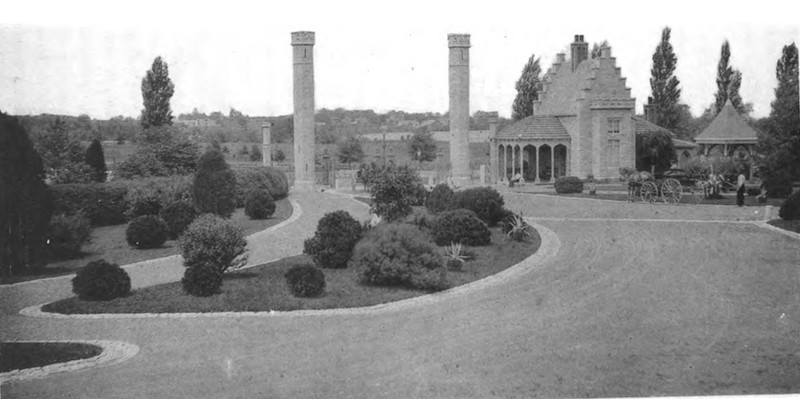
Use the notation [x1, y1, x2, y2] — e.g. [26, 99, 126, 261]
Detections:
[695, 100, 759, 144]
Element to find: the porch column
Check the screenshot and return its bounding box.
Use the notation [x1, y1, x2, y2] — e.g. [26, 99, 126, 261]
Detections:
[535, 146, 541, 184]
[550, 144, 555, 180]
[503, 144, 508, 181]
[566, 144, 571, 176]
[518, 145, 524, 180]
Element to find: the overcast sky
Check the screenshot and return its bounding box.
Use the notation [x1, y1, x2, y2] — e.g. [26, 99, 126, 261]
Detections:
[1, 0, 798, 120]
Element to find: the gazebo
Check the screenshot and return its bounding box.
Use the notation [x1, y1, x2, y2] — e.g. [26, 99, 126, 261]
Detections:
[695, 99, 759, 179]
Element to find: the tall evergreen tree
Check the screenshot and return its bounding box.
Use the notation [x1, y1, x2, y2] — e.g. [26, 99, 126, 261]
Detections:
[649, 27, 682, 130]
[714, 41, 745, 114]
[84, 139, 107, 182]
[140, 56, 175, 129]
[757, 42, 800, 195]
[1, 112, 54, 277]
[511, 55, 542, 121]
[191, 149, 236, 218]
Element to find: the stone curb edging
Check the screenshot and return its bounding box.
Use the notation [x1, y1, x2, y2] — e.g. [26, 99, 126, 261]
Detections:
[1, 198, 302, 289]
[0, 340, 140, 383]
[752, 221, 800, 241]
[20, 221, 559, 319]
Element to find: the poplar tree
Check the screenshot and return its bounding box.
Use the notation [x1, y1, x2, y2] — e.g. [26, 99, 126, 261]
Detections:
[511, 54, 542, 121]
[649, 27, 682, 130]
[84, 139, 107, 182]
[714, 41, 744, 114]
[140, 56, 175, 129]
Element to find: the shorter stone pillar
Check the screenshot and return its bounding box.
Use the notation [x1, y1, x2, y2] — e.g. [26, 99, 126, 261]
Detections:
[261, 122, 272, 167]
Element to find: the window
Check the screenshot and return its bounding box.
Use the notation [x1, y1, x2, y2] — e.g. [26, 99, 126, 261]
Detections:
[607, 139, 620, 167]
[607, 118, 621, 135]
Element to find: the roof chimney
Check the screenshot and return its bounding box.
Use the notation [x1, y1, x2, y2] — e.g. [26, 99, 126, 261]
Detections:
[487, 111, 498, 136]
[556, 53, 566, 64]
[601, 45, 611, 58]
[571, 34, 588, 72]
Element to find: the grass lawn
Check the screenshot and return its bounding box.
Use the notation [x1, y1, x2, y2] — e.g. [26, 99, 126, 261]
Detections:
[0, 199, 292, 285]
[539, 192, 785, 207]
[768, 219, 800, 234]
[43, 227, 540, 314]
[0, 342, 103, 373]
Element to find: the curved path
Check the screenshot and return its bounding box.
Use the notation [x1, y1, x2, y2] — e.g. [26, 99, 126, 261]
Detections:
[2, 191, 800, 398]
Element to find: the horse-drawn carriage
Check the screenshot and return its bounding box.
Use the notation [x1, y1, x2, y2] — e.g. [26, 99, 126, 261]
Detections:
[621, 167, 731, 204]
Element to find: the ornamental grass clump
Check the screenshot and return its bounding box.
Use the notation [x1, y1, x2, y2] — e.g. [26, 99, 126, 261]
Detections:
[303, 211, 363, 269]
[351, 223, 449, 292]
[72, 260, 131, 301]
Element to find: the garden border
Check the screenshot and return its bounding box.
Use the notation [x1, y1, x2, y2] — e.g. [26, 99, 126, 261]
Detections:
[19, 221, 559, 319]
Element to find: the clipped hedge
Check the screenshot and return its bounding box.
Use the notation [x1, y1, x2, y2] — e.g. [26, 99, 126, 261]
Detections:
[125, 215, 168, 249]
[244, 190, 276, 220]
[123, 175, 193, 219]
[431, 209, 491, 246]
[425, 184, 455, 214]
[352, 223, 448, 291]
[453, 187, 505, 226]
[233, 166, 289, 207]
[72, 260, 131, 301]
[50, 182, 128, 226]
[303, 211, 363, 269]
[46, 211, 92, 259]
[285, 263, 326, 297]
[554, 176, 584, 194]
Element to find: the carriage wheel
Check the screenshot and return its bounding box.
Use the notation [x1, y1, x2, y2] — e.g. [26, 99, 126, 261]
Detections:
[640, 181, 658, 203]
[661, 178, 682, 204]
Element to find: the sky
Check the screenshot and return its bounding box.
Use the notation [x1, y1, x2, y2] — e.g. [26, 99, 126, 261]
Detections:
[1, 0, 798, 121]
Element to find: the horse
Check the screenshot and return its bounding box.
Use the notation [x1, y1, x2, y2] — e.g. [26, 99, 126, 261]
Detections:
[619, 167, 654, 202]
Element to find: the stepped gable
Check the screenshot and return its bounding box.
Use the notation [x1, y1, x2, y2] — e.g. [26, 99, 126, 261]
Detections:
[695, 100, 759, 143]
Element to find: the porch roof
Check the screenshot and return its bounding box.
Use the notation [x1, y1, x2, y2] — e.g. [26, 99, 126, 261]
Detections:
[495, 116, 570, 140]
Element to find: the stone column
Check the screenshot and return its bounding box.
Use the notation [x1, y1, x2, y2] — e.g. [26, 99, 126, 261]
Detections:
[511, 146, 516, 178]
[261, 122, 272, 167]
[551, 145, 556, 180]
[448, 33, 471, 186]
[503, 145, 508, 182]
[291, 31, 316, 191]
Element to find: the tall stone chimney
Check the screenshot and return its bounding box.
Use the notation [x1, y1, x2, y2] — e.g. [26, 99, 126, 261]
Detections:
[644, 96, 660, 124]
[291, 31, 315, 191]
[571, 34, 588, 72]
[487, 111, 498, 137]
[448, 33, 471, 186]
[261, 122, 272, 167]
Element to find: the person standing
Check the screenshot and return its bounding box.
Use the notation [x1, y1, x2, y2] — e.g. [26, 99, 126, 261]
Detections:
[737, 172, 746, 207]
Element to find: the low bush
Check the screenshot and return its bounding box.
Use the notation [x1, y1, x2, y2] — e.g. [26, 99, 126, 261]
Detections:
[431, 209, 491, 246]
[46, 211, 92, 259]
[352, 224, 448, 291]
[160, 201, 198, 240]
[779, 191, 800, 220]
[746, 186, 761, 197]
[233, 167, 290, 206]
[181, 262, 223, 297]
[51, 182, 128, 226]
[425, 184, 455, 214]
[180, 214, 248, 273]
[244, 190, 276, 220]
[409, 181, 428, 206]
[303, 211, 363, 269]
[554, 176, 584, 194]
[125, 215, 168, 249]
[453, 187, 505, 226]
[71, 260, 131, 301]
[123, 175, 193, 219]
[284, 263, 326, 297]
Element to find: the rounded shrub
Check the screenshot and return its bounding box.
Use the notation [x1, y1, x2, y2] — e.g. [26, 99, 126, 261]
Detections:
[180, 214, 248, 274]
[431, 209, 491, 246]
[303, 210, 363, 269]
[160, 201, 197, 240]
[125, 215, 168, 249]
[284, 263, 326, 297]
[244, 190, 276, 220]
[233, 167, 289, 206]
[779, 191, 800, 220]
[554, 176, 584, 194]
[71, 260, 131, 301]
[351, 223, 448, 291]
[192, 149, 236, 218]
[181, 262, 223, 297]
[425, 184, 455, 214]
[453, 187, 505, 226]
[46, 211, 92, 259]
[369, 165, 423, 222]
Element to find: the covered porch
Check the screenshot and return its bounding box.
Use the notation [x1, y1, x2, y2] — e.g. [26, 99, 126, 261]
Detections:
[491, 139, 571, 184]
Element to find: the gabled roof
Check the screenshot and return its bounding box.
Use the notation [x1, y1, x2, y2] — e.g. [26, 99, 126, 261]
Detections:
[695, 100, 759, 143]
[632, 116, 697, 148]
[494, 116, 570, 140]
[536, 61, 592, 116]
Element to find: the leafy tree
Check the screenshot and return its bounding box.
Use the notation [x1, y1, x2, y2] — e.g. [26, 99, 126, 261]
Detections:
[591, 40, 610, 59]
[649, 27, 682, 130]
[1, 112, 54, 277]
[33, 117, 85, 173]
[757, 42, 800, 196]
[119, 126, 199, 178]
[84, 139, 107, 182]
[369, 165, 423, 222]
[273, 148, 286, 162]
[408, 131, 437, 163]
[714, 41, 745, 114]
[140, 56, 175, 129]
[192, 149, 237, 218]
[337, 135, 364, 167]
[511, 54, 542, 121]
[636, 131, 675, 174]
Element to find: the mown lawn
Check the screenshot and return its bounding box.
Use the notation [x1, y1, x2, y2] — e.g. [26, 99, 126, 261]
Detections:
[43, 227, 540, 314]
[768, 219, 800, 234]
[0, 342, 103, 373]
[540, 192, 785, 207]
[0, 199, 292, 285]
